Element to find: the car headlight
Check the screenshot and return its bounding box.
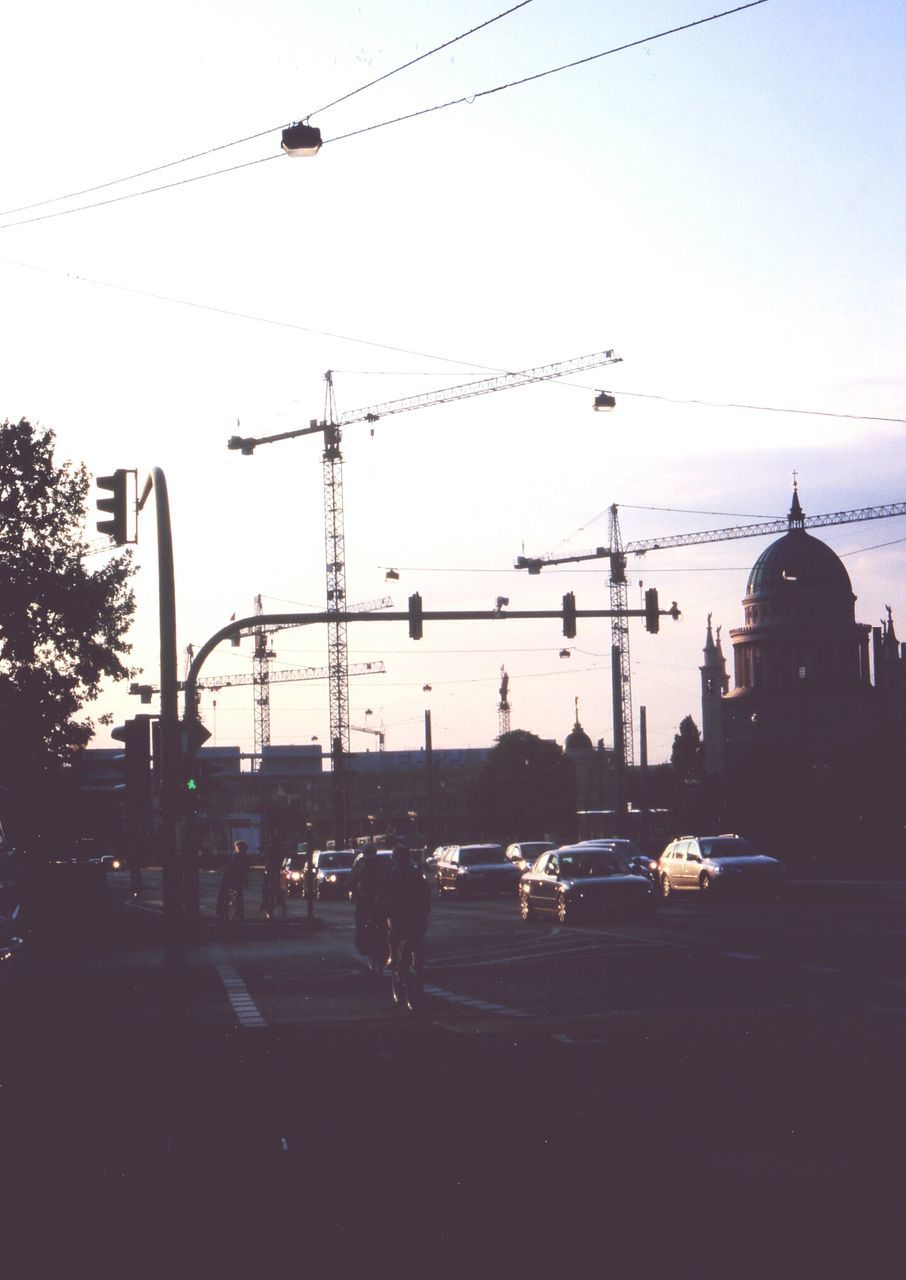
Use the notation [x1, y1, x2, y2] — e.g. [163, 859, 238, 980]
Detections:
[326, 873, 338, 883]
[290, 872, 301, 881]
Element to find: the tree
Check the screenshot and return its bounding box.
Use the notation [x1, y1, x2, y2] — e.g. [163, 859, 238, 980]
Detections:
[469, 729, 575, 844]
[0, 419, 137, 850]
[670, 716, 705, 785]
[669, 715, 710, 832]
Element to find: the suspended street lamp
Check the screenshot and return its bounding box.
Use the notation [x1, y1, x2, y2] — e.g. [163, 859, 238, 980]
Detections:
[281, 122, 323, 156]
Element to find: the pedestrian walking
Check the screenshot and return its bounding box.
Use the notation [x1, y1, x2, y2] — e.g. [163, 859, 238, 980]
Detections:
[216, 839, 250, 921]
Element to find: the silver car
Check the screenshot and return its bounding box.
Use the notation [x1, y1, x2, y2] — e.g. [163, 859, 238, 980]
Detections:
[657, 835, 784, 900]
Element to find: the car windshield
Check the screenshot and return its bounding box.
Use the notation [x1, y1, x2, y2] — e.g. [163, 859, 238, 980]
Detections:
[559, 852, 631, 877]
[285, 855, 307, 870]
[318, 852, 355, 869]
[460, 847, 505, 866]
[517, 843, 554, 857]
[698, 838, 758, 859]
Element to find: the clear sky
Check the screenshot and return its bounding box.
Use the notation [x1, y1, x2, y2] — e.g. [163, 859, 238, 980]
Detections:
[2, 0, 904, 764]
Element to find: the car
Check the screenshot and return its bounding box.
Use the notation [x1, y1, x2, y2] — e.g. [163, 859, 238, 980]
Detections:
[519, 845, 657, 924]
[311, 848, 357, 900]
[423, 845, 451, 875]
[656, 834, 784, 900]
[435, 844, 522, 897]
[280, 853, 309, 897]
[578, 839, 658, 886]
[504, 841, 556, 873]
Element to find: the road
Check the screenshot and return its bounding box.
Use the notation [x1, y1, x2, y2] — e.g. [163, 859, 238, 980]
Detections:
[2, 872, 905, 1275]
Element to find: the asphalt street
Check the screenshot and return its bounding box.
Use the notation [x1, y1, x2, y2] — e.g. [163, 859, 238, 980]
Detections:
[2, 872, 905, 1276]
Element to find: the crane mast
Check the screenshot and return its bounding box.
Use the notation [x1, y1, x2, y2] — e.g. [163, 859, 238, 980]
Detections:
[609, 505, 634, 770]
[252, 593, 273, 768]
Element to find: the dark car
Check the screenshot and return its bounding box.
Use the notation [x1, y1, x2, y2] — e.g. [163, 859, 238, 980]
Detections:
[312, 849, 357, 900]
[436, 844, 522, 897]
[280, 853, 309, 897]
[656, 835, 784, 900]
[579, 838, 658, 886]
[519, 845, 658, 924]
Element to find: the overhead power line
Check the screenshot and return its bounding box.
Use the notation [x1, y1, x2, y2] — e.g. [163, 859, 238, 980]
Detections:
[617, 389, 904, 425]
[329, 2, 770, 145]
[0, 2, 770, 232]
[0, 2, 536, 221]
[2, 253, 899, 427]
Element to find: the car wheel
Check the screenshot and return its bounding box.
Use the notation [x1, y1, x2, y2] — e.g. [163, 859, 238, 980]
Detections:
[700, 872, 712, 893]
[520, 893, 535, 922]
[557, 894, 570, 925]
[660, 875, 671, 900]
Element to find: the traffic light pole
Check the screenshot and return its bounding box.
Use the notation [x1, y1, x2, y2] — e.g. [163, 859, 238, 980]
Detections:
[139, 469, 184, 970]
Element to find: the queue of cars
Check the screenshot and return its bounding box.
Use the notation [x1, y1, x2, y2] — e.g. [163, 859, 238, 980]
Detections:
[280, 831, 784, 918]
[425, 831, 785, 922]
[279, 848, 359, 900]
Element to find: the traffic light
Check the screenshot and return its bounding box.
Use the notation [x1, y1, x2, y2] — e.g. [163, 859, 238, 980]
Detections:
[184, 756, 225, 811]
[408, 592, 423, 640]
[96, 469, 130, 544]
[645, 587, 660, 634]
[562, 592, 577, 639]
[111, 715, 153, 848]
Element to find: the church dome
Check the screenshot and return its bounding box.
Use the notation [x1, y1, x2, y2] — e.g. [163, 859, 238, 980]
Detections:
[565, 722, 593, 752]
[745, 488, 852, 599]
[746, 527, 853, 598]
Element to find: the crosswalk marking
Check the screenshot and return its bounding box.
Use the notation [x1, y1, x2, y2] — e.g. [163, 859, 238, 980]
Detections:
[210, 945, 267, 1029]
[422, 983, 530, 1018]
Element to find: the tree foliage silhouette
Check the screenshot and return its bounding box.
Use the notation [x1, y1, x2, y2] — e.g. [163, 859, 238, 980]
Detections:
[470, 729, 575, 843]
[0, 419, 136, 846]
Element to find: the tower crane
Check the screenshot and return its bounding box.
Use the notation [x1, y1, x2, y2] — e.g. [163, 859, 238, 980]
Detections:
[192, 659, 385, 695]
[228, 348, 624, 773]
[516, 492, 906, 778]
[351, 722, 386, 750]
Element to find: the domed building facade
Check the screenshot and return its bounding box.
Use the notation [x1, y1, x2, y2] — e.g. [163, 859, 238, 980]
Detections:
[701, 487, 902, 776]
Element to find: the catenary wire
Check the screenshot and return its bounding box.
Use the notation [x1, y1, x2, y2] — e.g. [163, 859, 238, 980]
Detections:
[329, 2, 770, 144]
[1, 252, 900, 427]
[0, 2, 770, 231]
[0, 2, 536, 219]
